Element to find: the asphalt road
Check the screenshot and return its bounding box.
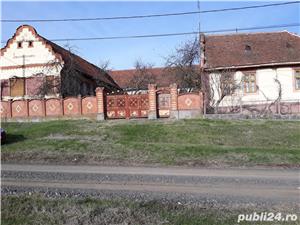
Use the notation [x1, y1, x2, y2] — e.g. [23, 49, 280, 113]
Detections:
[2, 164, 300, 207]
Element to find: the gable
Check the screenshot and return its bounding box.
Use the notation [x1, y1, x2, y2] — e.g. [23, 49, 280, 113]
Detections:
[1, 25, 62, 69]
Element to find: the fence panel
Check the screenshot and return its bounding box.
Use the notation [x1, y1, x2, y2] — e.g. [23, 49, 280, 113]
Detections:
[82, 96, 97, 115]
[29, 99, 44, 117]
[63, 97, 80, 116]
[0, 101, 9, 118]
[11, 100, 27, 117]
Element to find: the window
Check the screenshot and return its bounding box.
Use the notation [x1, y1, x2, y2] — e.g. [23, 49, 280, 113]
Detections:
[17, 42, 22, 48]
[10, 77, 25, 97]
[295, 70, 300, 90]
[243, 73, 256, 93]
[28, 41, 33, 47]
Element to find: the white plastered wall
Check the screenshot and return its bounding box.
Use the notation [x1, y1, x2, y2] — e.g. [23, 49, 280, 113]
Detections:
[209, 67, 300, 107]
[0, 27, 62, 80]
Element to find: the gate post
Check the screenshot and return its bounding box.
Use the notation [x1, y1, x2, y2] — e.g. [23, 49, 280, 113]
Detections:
[96, 87, 105, 120]
[148, 84, 157, 119]
[170, 83, 179, 119]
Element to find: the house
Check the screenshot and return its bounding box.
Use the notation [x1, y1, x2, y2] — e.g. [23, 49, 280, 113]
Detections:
[201, 31, 300, 114]
[0, 25, 120, 100]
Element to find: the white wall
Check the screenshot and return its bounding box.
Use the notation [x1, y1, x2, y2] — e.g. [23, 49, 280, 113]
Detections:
[0, 27, 62, 80]
[209, 67, 300, 107]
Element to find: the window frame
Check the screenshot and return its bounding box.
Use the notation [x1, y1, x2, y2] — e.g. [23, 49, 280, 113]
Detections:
[243, 72, 257, 94]
[294, 69, 300, 91]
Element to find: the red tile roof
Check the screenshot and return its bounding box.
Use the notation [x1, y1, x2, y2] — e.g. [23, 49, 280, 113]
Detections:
[42, 38, 120, 90]
[109, 67, 178, 89]
[203, 31, 300, 70]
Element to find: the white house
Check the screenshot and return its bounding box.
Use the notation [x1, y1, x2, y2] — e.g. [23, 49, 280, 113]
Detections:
[0, 25, 120, 100]
[201, 31, 300, 114]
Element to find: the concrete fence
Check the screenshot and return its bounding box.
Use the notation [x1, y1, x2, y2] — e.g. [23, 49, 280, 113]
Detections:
[1, 84, 204, 121]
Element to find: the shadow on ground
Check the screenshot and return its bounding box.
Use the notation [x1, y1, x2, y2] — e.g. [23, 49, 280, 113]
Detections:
[3, 134, 26, 145]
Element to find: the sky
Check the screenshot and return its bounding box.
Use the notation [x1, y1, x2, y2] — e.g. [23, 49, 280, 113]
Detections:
[1, 1, 300, 70]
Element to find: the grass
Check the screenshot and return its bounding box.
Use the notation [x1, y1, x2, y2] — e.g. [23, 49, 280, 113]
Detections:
[2, 195, 298, 225]
[1, 119, 300, 167]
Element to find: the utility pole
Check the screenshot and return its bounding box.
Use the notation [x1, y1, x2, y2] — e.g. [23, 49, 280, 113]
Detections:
[197, 0, 201, 35]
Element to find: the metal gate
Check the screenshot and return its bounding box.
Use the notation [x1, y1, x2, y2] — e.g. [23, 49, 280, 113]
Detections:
[106, 94, 149, 119]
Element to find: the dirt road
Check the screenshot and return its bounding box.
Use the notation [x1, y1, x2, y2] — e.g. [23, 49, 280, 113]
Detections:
[2, 164, 300, 207]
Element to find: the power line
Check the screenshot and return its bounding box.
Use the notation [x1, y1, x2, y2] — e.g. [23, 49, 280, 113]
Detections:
[2, 23, 298, 44]
[1, 1, 299, 23]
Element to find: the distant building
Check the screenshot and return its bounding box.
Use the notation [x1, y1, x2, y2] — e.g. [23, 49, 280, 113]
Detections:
[109, 67, 177, 93]
[1, 25, 120, 100]
[201, 31, 300, 113]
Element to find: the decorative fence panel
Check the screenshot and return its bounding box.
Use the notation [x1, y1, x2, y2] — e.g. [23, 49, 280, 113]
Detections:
[0, 101, 9, 118]
[63, 97, 80, 116]
[46, 98, 62, 116]
[178, 93, 203, 110]
[82, 97, 97, 115]
[29, 99, 44, 117]
[12, 100, 27, 117]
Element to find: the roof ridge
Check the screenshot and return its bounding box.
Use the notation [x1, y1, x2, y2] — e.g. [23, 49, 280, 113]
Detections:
[204, 30, 294, 37]
[284, 30, 300, 38]
[110, 67, 166, 72]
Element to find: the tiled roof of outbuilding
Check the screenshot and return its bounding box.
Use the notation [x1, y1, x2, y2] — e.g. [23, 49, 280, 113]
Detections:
[109, 67, 178, 89]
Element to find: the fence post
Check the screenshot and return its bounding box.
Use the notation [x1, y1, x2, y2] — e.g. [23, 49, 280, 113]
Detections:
[170, 83, 179, 119]
[42, 98, 46, 117]
[240, 98, 243, 114]
[96, 87, 105, 120]
[60, 98, 64, 116]
[78, 95, 82, 115]
[148, 84, 157, 119]
[8, 99, 12, 118]
[25, 99, 29, 117]
[202, 92, 206, 115]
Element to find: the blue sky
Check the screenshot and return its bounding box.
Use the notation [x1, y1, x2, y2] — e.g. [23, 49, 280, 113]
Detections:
[1, 1, 299, 70]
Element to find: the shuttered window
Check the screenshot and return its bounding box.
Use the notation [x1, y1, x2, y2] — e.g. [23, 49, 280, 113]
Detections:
[10, 78, 25, 97]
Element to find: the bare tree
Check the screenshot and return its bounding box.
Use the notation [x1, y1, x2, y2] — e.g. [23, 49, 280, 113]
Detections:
[165, 37, 201, 92]
[205, 69, 240, 113]
[37, 44, 82, 97]
[1, 80, 9, 100]
[128, 60, 156, 94]
[246, 77, 283, 116]
[98, 60, 111, 72]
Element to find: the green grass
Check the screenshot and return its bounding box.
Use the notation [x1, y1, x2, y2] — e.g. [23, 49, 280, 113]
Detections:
[2, 195, 298, 225]
[1, 119, 300, 167]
